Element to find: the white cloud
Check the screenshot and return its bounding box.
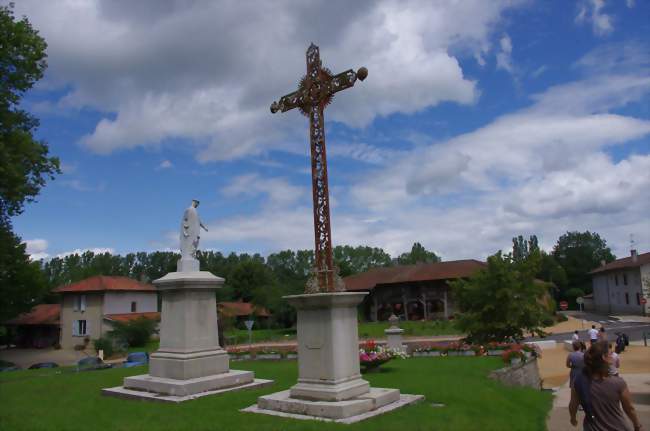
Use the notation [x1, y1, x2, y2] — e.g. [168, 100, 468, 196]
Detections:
[222, 174, 307, 208]
[14, 0, 523, 161]
[576, 0, 614, 36]
[55, 248, 115, 259]
[626, 0, 635, 8]
[157, 160, 173, 169]
[496, 34, 514, 73]
[24, 239, 49, 261]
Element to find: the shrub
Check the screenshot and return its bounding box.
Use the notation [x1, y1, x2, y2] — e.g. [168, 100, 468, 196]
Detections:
[108, 317, 158, 348]
[93, 336, 114, 358]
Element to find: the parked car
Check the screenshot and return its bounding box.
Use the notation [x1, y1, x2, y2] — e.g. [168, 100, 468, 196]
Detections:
[77, 356, 112, 372]
[28, 362, 59, 369]
[0, 360, 20, 372]
[123, 352, 149, 368]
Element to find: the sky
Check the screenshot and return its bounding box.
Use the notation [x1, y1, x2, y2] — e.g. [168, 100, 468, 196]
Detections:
[10, 0, 650, 262]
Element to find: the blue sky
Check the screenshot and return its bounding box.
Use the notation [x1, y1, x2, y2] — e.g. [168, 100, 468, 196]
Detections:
[10, 0, 650, 261]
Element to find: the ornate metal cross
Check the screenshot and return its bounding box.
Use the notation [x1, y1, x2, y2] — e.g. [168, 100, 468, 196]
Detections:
[271, 43, 367, 293]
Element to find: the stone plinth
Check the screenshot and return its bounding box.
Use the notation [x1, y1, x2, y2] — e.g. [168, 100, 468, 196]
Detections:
[287, 292, 370, 401]
[247, 292, 421, 421]
[103, 268, 269, 401]
[384, 314, 406, 352]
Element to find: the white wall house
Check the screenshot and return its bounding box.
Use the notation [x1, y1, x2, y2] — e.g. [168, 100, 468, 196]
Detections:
[590, 250, 649, 316]
[54, 276, 159, 349]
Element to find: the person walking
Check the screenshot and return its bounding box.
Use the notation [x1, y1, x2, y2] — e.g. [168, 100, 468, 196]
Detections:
[608, 343, 620, 377]
[569, 341, 642, 431]
[573, 330, 580, 342]
[588, 325, 599, 345]
[566, 341, 585, 388]
[598, 327, 607, 342]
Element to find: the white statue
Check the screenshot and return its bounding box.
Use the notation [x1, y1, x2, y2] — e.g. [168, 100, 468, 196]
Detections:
[180, 199, 208, 260]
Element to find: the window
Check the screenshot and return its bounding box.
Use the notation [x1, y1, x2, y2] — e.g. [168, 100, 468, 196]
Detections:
[615, 275, 619, 286]
[131, 301, 137, 313]
[623, 274, 628, 285]
[625, 293, 629, 305]
[73, 295, 86, 312]
[73, 320, 87, 336]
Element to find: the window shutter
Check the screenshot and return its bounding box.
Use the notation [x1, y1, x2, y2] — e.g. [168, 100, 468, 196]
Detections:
[72, 320, 78, 336]
[80, 295, 86, 312]
[73, 297, 79, 311]
[84, 320, 89, 336]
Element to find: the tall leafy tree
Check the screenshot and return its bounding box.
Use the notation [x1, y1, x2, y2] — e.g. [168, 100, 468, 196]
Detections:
[512, 235, 539, 262]
[552, 231, 615, 295]
[397, 242, 441, 265]
[451, 250, 550, 343]
[333, 245, 392, 277]
[1, 4, 59, 319]
[1, 4, 60, 223]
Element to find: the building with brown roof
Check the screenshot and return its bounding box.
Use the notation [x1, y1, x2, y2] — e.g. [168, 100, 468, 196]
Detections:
[53, 276, 158, 349]
[5, 304, 61, 348]
[344, 260, 486, 321]
[590, 250, 649, 315]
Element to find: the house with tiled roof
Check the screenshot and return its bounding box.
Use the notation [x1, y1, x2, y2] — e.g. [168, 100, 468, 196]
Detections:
[590, 250, 650, 315]
[343, 260, 487, 321]
[5, 304, 61, 348]
[53, 276, 158, 349]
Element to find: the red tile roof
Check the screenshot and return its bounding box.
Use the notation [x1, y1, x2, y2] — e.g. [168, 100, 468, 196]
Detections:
[104, 312, 160, 322]
[54, 276, 155, 293]
[343, 260, 487, 291]
[218, 302, 270, 317]
[589, 252, 650, 274]
[5, 304, 61, 326]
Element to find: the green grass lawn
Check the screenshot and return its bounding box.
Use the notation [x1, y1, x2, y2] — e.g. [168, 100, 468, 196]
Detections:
[0, 357, 551, 431]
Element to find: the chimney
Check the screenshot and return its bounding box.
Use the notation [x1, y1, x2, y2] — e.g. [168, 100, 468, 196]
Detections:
[631, 249, 638, 263]
[600, 259, 606, 267]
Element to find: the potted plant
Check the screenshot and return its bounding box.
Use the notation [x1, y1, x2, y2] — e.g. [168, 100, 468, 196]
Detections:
[359, 340, 393, 372]
[502, 348, 526, 366]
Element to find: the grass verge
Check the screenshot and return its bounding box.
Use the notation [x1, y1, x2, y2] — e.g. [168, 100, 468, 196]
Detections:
[0, 357, 550, 431]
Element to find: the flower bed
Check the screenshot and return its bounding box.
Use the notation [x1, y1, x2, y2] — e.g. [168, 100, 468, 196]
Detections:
[359, 340, 407, 372]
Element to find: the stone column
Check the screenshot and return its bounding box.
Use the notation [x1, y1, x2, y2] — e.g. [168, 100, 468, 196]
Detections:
[384, 314, 406, 353]
[149, 271, 228, 379]
[286, 292, 370, 401]
[120, 270, 258, 397]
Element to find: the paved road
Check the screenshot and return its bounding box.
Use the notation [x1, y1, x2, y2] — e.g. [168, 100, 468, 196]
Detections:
[528, 312, 650, 344]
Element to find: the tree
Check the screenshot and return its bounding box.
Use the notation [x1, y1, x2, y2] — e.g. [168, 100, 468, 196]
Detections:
[552, 231, 615, 295]
[333, 245, 392, 277]
[0, 5, 59, 319]
[512, 235, 539, 262]
[397, 242, 441, 265]
[1, 4, 60, 223]
[0, 221, 47, 321]
[451, 250, 550, 343]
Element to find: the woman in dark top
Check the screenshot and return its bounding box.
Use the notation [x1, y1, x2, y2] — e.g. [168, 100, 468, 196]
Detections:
[569, 341, 642, 431]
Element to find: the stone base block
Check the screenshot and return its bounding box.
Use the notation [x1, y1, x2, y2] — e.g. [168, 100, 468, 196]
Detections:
[149, 349, 228, 380]
[103, 378, 273, 403]
[256, 387, 400, 420]
[245, 390, 423, 423]
[124, 369, 254, 397]
[290, 377, 370, 401]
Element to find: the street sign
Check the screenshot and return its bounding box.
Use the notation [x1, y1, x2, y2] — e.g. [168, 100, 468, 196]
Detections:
[559, 301, 569, 310]
[576, 297, 584, 305]
[244, 320, 255, 331]
[641, 298, 648, 305]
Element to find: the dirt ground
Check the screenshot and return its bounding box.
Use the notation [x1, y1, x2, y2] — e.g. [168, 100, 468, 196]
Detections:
[539, 315, 600, 336]
[538, 345, 650, 388]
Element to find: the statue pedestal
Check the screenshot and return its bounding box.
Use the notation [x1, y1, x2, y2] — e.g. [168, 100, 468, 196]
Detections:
[103, 269, 272, 401]
[245, 292, 422, 421]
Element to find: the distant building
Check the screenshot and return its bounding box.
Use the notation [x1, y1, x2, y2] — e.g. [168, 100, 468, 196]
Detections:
[217, 301, 270, 324]
[343, 260, 486, 321]
[590, 250, 649, 315]
[54, 276, 159, 349]
[5, 304, 61, 348]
